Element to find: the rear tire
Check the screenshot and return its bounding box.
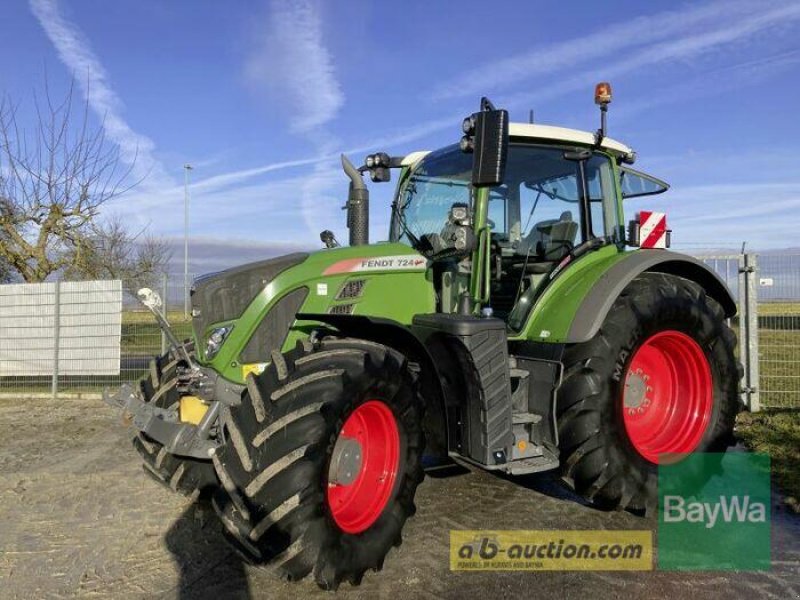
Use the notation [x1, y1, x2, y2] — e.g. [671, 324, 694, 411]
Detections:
[557, 273, 741, 512]
[132, 344, 217, 500]
[212, 338, 425, 589]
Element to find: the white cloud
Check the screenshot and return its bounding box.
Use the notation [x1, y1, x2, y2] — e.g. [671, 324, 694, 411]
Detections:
[429, 0, 788, 102]
[241, 0, 346, 239]
[186, 112, 460, 199]
[504, 2, 800, 110]
[198, 1, 800, 197]
[191, 155, 329, 194]
[244, 0, 343, 133]
[28, 0, 173, 189]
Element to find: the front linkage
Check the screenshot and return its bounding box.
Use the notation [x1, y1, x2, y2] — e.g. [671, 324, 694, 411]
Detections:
[105, 381, 219, 460]
[104, 287, 238, 494]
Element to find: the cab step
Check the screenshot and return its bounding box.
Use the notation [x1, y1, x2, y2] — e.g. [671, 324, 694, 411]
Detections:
[506, 447, 559, 475]
[512, 412, 542, 425]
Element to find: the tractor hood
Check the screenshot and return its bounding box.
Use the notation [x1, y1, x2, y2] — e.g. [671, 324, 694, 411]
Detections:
[191, 243, 435, 381]
[190, 253, 309, 346]
[190, 244, 430, 337]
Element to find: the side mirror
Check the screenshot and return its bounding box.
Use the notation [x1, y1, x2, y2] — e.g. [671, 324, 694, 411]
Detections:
[461, 98, 509, 188]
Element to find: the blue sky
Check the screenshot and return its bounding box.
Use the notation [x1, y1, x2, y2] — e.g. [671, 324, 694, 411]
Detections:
[2, 0, 800, 272]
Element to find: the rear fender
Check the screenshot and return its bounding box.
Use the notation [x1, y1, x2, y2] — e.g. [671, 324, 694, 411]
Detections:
[512, 248, 736, 345]
[567, 250, 736, 343]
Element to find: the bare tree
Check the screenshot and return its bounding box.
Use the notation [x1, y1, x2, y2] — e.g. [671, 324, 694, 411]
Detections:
[64, 214, 173, 290]
[0, 230, 12, 283]
[0, 79, 134, 282]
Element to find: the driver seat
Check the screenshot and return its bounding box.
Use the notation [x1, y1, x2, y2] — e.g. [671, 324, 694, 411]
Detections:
[513, 211, 578, 274]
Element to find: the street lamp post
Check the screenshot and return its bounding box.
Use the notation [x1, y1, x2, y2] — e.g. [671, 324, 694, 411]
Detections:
[183, 163, 193, 319]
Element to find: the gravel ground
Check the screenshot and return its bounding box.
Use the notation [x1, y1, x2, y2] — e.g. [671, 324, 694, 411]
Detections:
[0, 397, 798, 599]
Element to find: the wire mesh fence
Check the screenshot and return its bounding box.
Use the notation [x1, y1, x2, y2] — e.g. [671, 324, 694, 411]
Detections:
[754, 254, 800, 409]
[0, 254, 798, 409]
[693, 252, 800, 409]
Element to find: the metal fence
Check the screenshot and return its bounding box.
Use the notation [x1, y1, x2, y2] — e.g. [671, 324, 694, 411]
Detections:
[0, 256, 798, 409]
[696, 253, 800, 410]
[0, 274, 193, 399]
[752, 254, 800, 409]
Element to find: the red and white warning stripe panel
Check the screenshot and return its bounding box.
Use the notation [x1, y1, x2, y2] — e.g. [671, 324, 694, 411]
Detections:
[323, 254, 428, 275]
[638, 211, 668, 249]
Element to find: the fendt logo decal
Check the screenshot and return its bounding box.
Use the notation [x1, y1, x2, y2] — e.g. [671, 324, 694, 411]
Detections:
[323, 255, 428, 275]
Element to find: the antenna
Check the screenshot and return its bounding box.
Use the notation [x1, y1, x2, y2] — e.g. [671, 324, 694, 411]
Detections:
[528, 109, 534, 124]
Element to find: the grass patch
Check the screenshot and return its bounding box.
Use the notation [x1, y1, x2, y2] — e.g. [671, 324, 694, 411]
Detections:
[122, 310, 191, 324]
[759, 302, 800, 316]
[736, 409, 800, 511]
[121, 310, 193, 353]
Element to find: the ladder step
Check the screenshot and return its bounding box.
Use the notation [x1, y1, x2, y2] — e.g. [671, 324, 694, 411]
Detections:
[507, 448, 559, 475]
[512, 412, 542, 424]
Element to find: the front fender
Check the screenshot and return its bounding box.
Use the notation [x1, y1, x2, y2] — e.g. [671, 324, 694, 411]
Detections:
[297, 313, 452, 457]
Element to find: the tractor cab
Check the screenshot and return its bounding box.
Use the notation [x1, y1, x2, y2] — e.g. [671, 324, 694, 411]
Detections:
[387, 126, 635, 324]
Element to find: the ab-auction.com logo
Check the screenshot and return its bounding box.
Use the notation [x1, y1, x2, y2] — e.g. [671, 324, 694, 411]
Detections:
[657, 453, 771, 570]
[450, 530, 653, 571]
[457, 536, 645, 561]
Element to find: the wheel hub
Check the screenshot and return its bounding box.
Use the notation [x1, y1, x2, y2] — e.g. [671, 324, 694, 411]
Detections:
[326, 400, 400, 534]
[328, 437, 363, 486]
[621, 330, 713, 464]
[623, 368, 651, 412]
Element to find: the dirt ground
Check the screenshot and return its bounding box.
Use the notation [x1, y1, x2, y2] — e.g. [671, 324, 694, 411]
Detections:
[0, 397, 798, 599]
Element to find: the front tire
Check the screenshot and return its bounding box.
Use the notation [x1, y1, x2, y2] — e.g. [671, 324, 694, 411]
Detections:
[212, 338, 425, 589]
[557, 273, 741, 512]
[132, 344, 218, 500]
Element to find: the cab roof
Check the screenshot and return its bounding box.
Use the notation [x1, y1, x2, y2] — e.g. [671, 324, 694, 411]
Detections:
[400, 122, 634, 167]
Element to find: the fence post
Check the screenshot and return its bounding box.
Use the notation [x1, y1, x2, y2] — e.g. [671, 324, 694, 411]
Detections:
[738, 254, 761, 411]
[51, 280, 61, 400]
[161, 272, 168, 354]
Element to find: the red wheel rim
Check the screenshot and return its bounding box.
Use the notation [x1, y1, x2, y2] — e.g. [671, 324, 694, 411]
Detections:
[326, 400, 400, 534]
[621, 330, 713, 464]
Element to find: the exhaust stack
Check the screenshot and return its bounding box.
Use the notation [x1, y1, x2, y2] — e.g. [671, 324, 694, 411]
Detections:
[341, 154, 369, 246]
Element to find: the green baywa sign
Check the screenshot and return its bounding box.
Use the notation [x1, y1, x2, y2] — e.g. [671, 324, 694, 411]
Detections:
[658, 452, 771, 570]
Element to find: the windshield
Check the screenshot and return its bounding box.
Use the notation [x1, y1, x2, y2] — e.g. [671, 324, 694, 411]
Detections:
[392, 146, 472, 246]
[391, 144, 617, 250]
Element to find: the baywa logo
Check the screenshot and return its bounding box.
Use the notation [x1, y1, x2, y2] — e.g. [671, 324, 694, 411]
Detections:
[662, 494, 767, 529]
[658, 453, 771, 571]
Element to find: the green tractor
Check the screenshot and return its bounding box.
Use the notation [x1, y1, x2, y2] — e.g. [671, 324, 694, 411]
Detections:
[106, 84, 741, 588]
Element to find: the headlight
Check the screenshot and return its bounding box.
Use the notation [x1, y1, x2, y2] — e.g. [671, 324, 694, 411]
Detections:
[205, 325, 233, 359]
